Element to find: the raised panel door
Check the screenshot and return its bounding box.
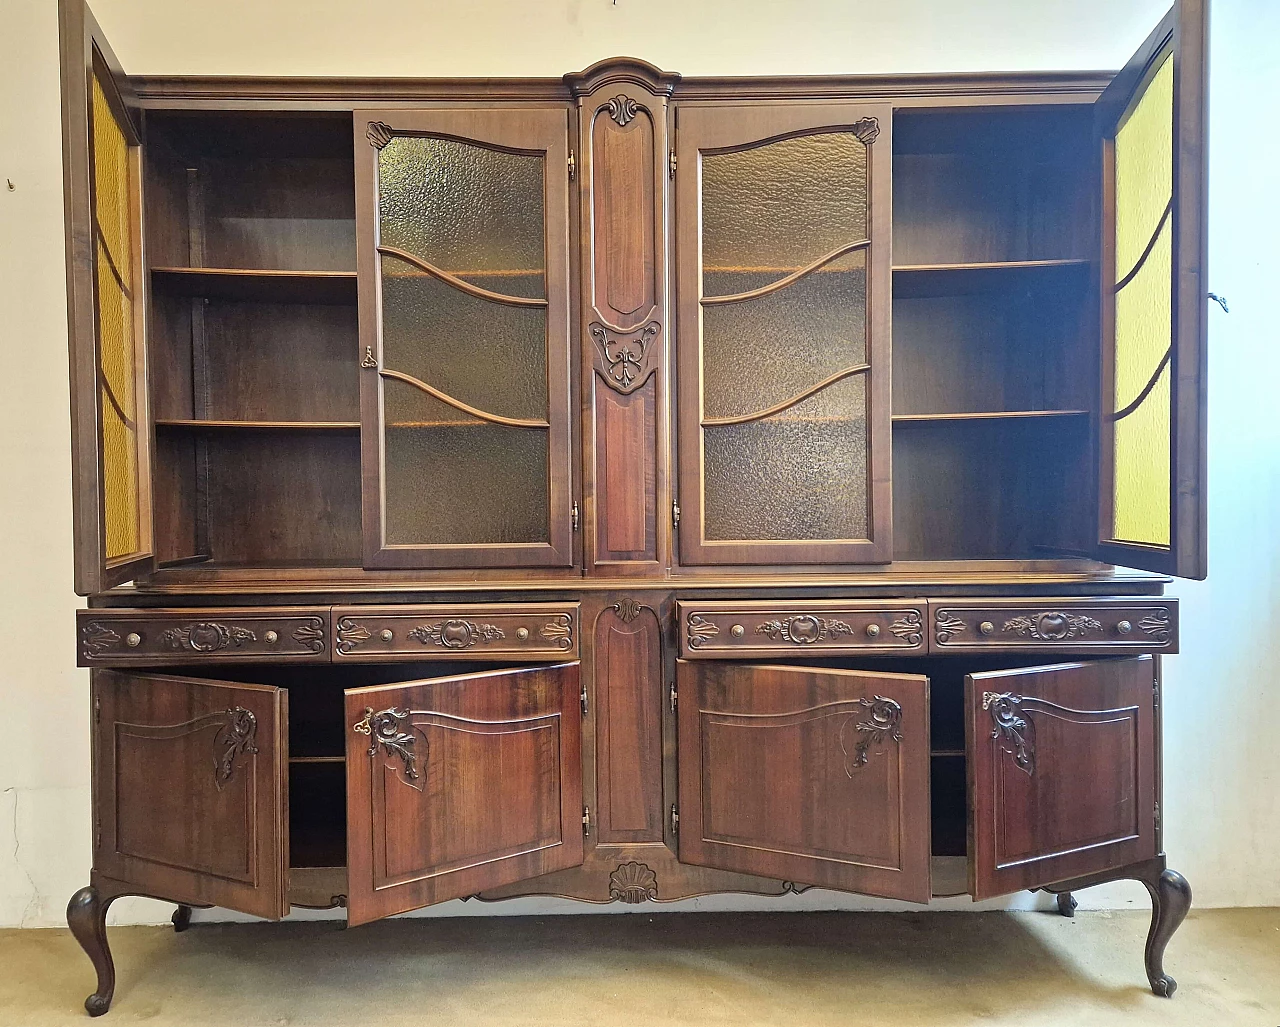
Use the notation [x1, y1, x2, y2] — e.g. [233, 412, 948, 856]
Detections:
[345, 663, 584, 925]
[676, 661, 930, 901]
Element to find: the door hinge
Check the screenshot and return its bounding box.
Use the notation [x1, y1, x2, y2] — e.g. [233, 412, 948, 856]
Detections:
[1154, 801, 1161, 828]
[568, 150, 576, 181]
[582, 805, 592, 836]
[670, 803, 679, 835]
[672, 500, 681, 527]
[571, 501, 580, 532]
[93, 695, 101, 724]
[669, 683, 677, 713]
[580, 683, 589, 716]
[669, 149, 677, 178]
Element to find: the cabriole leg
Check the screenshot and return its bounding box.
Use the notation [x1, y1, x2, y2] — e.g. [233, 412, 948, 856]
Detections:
[171, 905, 193, 933]
[1141, 867, 1192, 997]
[1056, 891, 1078, 917]
[67, 885, 116, 1016]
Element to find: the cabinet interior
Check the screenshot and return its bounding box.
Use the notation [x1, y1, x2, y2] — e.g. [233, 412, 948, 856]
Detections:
[144, 112, 362, 569]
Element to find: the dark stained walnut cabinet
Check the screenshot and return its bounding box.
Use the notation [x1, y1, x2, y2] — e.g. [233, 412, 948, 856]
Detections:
[61, 0, 1209, 1014]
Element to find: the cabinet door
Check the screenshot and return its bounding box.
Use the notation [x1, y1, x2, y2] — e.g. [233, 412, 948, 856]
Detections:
[676, 661, 930, 901]
[61, 0, 154, 594]
[967, 657, 1156, 900]
[355, 108, 575, 569]
[675, 103, 892, 565]
[345, 663, 583, 926]
[93, 671, 288, 919]
[1096, 1, 1209, 579]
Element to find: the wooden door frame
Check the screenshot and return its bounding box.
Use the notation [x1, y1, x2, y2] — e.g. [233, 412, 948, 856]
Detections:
[354, 106, 577, 570]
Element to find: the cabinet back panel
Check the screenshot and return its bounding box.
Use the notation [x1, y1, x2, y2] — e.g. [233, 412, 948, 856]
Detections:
[199, 301, 359, 421]
[893, 281, 1092, 415]
[893, 108, 1095, 266]
[892, 417, 1092, 560]
[150, 294, 195, 421]
[289, 762, 347, 869]
[154, 431, 200, 564]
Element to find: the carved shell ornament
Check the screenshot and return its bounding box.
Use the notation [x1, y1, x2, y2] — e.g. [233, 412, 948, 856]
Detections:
[604, 95, 640, 127]
[609, 861, 658, 903]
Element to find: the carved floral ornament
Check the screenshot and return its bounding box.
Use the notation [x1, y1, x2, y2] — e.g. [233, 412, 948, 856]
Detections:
[291, 619, 326, 653]
[213, 707, 258, 789]
[757, 616, 854, 645]
[839, 696, 903, 777]
[1003, 612, 1102, 641]
[163, 622, 255, 653]
[354, 706, 422, 789]
[983, 691, 1035, 776]
[590, 321, 661, 395]
[81, 622, 121, 658]
[408, 620, 506, 649]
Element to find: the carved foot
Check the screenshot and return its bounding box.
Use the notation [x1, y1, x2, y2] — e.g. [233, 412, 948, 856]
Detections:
[172, 905, 193, 933]
[1057, 891, 1078, 918]
[67, 886, 116, 1016]
[1141, 868, 1192, 997]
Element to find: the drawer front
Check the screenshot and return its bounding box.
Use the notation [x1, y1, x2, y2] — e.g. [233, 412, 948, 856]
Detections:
[927, 598, 1178, 654]
[77, 607, 330, 666]
[331, 604, 579, 661]
[677, 600, 926, 659]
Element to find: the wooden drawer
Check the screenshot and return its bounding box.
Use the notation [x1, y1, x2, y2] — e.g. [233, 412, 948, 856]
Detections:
[77, 607, 330, 666]
[331, 603, 579, 661]
[677, 600, 926, 658]
[927, 598, 1178, 654]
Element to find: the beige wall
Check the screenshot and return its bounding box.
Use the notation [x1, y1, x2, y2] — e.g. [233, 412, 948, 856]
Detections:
[1, 0, 1275, 927]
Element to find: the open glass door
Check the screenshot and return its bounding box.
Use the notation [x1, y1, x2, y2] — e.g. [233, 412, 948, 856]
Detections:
[61, 0, 154, 594]
[675, 661, 930, 902]
[1097, 1, 1209, 578]
[344, 664, 584, 926]
[354, 108, 575, 570]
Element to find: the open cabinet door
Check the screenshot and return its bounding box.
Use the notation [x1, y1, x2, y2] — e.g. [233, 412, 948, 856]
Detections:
[676, 661, 930, 902]
[93, 671, 289, 919]
[967, 658, 1157, 900]
[345, 664, 584, 926]
[1096, 2, 1209, 578]
[61, 0, 154, 594]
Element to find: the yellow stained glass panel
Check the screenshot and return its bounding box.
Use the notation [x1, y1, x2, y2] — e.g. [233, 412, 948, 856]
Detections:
[1111, 54, 1173, 548]
[92, 73, 140, 560]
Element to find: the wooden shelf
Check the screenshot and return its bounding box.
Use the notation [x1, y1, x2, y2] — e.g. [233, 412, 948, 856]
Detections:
[931, 749, 966, 758]
[151, 266, 357, 304]
[157, 419, 360, 431]
[893, 410, 1089, 425]
[289, 755, 346, 765]
[892, 258, 1091, 297]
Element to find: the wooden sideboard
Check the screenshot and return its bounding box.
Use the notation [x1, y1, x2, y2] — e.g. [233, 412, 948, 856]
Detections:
[60, 0, 1209, 1014]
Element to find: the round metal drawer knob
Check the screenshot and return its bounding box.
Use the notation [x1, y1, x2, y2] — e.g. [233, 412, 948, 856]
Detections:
[379, 629, 394, 642]
[865, 624, 881, 639]
[516, 627, 529, 640]
[264, 630, 279, 644]
[979, 621, 996, 636]
[1117, 620, 1133, 635]
[731, 624, 746, 637]
[125, 632, 141, 648]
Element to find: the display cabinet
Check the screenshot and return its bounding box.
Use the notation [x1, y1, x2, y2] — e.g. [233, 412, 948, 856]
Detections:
[61, 0, 1209, 1014]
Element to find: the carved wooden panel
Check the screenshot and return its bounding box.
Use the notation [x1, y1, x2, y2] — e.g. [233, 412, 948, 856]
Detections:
[677, 600, 925, 658]
[93, 670, 288, 919]
[572, 60, 673, 572]
[676, 660, 930, 901]
[331, 603, 578, 661]
[77, 607, 330, 666]
[928, 598, 1178, 654]
[594, 599, 664, 842]
[967, 657, 1156, 899]
[345, 663, 584, 925]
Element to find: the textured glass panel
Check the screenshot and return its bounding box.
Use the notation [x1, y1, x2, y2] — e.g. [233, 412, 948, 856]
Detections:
[381, 254, 547, 422]
[703, 374, 868, 542]
[378, 135, 544, 293]
[703, 132, 867, 293]
[92, 73, 139, 560]
[703, 252, 865, 421]
[383, 380, 549, 546]
[1112, 54, 1173, 547]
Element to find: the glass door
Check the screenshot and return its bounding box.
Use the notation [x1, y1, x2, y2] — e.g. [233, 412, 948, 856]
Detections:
[355, 109, 574, 569]
[1097, 0, 1210, 579]
[674, 103, 893, 565]
[61, 0, 154, 594]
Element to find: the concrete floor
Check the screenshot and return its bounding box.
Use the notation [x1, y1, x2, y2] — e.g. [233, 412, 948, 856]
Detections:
[2, 909, 1278, 1026]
